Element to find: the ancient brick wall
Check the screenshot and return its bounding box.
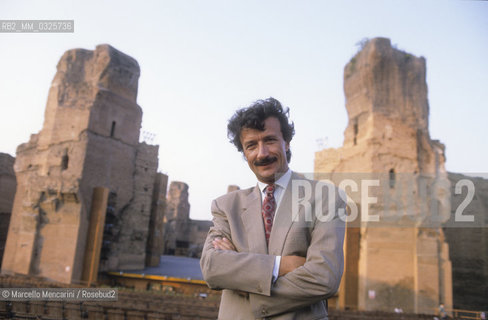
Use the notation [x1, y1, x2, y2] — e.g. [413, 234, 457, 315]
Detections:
[107, 143, 160, 270]
[445, 173, 488, 311]
[1, 45, 161, 284]
[163, 181, 191, 255]
[315, 38, 452, 314]
[162, 181, 212, 258]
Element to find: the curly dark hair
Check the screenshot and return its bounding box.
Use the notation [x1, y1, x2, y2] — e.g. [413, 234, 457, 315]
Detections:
[227, 97, 295, 162]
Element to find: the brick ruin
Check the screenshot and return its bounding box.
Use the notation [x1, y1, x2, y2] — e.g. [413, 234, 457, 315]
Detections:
[162, 181, 212, 257]
[315, 37, 487, 313]
[1, 45, 167, 284]
[0, 45, 214, 286]
[315, 37, 452, 314]
[444, 173, 488, 311]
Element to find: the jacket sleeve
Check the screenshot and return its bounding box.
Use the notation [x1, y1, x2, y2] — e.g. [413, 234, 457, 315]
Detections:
[200, 199, 276, 296]
[249, 191, 346, 318]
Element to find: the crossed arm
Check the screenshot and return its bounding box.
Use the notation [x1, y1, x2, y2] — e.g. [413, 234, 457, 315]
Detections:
[248, 215, 346, 318]
[200, 204, 280, 296]
[209, 225, 345, 317]
[200, 194, 346, 317]
[212, 237, 305, 277]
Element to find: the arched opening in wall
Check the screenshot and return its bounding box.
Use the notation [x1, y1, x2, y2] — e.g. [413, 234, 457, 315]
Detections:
[353, 119, 358, 146]
[389, 169, 396, 189]
[110, 121, 116, 138]
[61, 150, 69, 170]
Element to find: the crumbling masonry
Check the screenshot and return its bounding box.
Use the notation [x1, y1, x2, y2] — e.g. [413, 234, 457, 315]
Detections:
[315, 38, 453, 314]
[163, 181, 212, 257]
[1, 45, 167, 284]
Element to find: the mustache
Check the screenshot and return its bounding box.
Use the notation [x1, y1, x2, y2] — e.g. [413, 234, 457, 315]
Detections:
[254, 157, 277, 166]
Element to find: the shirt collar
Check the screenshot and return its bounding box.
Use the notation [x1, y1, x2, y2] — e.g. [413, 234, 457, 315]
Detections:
[257, 168, 292, 192]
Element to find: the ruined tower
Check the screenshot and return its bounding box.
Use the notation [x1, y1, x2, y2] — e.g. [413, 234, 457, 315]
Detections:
[315, 38, 452, 314]
[1, 45, 166, 283]
[163, 181, 190, 255]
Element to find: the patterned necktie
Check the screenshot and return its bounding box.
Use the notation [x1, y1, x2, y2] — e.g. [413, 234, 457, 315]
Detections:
[262, 184, 276, 245]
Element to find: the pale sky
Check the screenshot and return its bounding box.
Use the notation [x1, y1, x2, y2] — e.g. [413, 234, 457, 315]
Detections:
[1, 0, 487, 220]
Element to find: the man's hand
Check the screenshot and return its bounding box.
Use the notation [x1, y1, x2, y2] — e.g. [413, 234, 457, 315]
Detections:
[212, 237, 236, 251]
[279, 255, 306, 276]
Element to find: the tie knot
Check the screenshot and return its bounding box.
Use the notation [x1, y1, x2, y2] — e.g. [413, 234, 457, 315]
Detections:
[266, 184, 275, 195]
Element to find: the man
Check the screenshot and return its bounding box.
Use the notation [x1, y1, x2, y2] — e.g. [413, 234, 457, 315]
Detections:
[200, 98, 345, 319]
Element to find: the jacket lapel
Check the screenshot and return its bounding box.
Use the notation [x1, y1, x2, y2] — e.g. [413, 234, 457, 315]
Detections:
[241, 185, 268, 254]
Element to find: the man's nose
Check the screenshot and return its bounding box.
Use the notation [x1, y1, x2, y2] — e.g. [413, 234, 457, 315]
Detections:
[257, 142, 269, 158]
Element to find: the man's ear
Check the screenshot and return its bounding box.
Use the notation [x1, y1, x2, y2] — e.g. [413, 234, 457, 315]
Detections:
[285, 141, 290, 151]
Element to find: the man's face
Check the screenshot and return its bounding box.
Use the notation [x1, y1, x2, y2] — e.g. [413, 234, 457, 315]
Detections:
[240, 117, 290, 184]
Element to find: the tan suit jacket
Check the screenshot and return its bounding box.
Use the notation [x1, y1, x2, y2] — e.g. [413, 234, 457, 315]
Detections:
[200, 172, 346, 319]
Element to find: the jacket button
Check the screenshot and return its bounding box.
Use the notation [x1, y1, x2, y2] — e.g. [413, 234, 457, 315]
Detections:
[261, 308, 267, 315]
[257, 285, 262, 293]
